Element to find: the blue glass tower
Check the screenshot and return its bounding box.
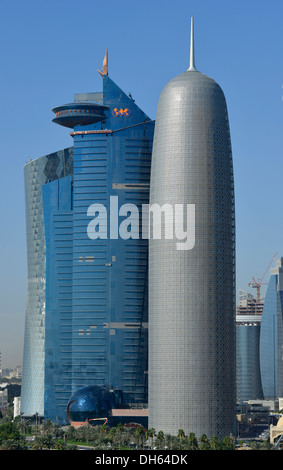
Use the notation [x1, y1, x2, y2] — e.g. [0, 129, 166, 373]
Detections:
[236, 315, 264, 401]
[236, 291, 264, 401]
[260, 258, 283, 399]
[21, 149, 73, 419]
[42, 57, 154, 423]
[42, 176, 74, 421]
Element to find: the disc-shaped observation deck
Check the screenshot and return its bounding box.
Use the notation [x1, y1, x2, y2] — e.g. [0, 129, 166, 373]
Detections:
[52, 102, 109, 128]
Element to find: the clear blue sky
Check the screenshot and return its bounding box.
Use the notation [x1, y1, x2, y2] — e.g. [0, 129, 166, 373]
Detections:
[0, 0, 282, 368]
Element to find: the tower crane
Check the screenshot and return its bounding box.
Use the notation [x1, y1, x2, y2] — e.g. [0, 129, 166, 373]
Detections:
[249, 252, 278, 302]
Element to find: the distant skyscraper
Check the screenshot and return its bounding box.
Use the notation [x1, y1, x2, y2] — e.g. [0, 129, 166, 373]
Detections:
[21, 53, 154, 423]
[236, 291, 264, 401]
[260, 257, 283, 399]
[148, 19, 236, 438]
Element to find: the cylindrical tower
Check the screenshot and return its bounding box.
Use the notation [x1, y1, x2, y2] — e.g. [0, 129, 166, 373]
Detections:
[236, 315, 264, 401]
[148, 19, 236, 438]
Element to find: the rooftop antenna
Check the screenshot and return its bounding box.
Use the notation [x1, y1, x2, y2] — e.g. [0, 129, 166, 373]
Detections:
[188, 17, 197, 71]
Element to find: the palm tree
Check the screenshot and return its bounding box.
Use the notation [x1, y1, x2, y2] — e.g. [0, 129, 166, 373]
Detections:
[177, 429, 185, 448]
[168, 433, 180, 450]
[108, 426, 116, 443]
[0, 437, 27, 450]
[116, 423, 123, 448]
[260, 439, 273, 450]
[86, 423, 96, 444]
[31, 434, 55, 450]
[65, 424, 76, 442]
[187, 432, 198, 450]
[221, 435, 236, 450]
[135, 425, 145, 449]
[210, 435, 221, 450]
[199, 434, 210, 450]
[250, 440, 261, 450]
[53, 439, 68, 450]
[156, 430, 165, 449]
[145, 427, 156, 449]
[43, 418, 53, 434]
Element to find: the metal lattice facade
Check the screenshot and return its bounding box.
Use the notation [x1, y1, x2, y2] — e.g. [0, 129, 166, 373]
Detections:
[148, 70, 236, 438]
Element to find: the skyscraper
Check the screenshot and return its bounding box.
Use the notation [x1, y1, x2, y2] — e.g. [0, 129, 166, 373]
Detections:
[148, 19, 236, 438]
[236, 291, 264, 401]
[21, 55, 154, 423]
[21, 149, 73, 418]
[260, 257, 283, 399]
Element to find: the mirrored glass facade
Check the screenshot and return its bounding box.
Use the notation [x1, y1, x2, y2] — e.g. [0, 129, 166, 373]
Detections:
[21, 149, 73, 417]
[260, 258, 283, 399]
[42, 176, 73, 421]
[66, 386, 115, 423]
[22, 72, 154, 423]
[69, 76, 154, 411]
[236, 315, 263, 401]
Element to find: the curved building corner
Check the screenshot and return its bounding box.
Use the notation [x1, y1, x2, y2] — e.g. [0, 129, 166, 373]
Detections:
[20, 148, 73, 417]
[260, 257, 283, 400]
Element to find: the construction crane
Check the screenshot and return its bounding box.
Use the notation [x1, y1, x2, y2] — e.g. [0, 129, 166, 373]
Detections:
[249, 252, 278, 302]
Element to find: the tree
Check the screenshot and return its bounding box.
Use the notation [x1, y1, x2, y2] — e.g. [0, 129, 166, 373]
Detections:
[53, 439, 68, 450]
[164, 433, 179, 450]
[156, 430, 165, 449]
[113, 423, 124, 448]
[0, 437, 27, 450]
[250, 440, 261, 450]
[210, 435, 221, 450]
[221, 435, 236, 450]
[260, 440, 273, 450]
[31, 435, 46, 450]
[0, 421, 21, 442]
[145, 427, 156, 449]
[135, 425, 145, 449]
[65, 425, 76, 442]
[16, 415, 31, 436]
[32, 433, 55, 450]
[177, 429, 185, 449]
[43, 418, 53, 434]
[199, 434, 210, 450]
[187, 432, 198, 450]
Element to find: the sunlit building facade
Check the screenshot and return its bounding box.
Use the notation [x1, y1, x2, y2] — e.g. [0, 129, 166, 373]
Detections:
[260, 258, 283, 399]
[148, 19, 236, 439]
[236, 290, 264, 401]
[22, 56, 154, 423]
[21, 149, 73, 417]
[236, 315, 264, 402]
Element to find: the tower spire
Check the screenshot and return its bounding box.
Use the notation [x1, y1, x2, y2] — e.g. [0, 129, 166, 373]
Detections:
[188, 17, 197, 71]
[97, 48, 108, 77]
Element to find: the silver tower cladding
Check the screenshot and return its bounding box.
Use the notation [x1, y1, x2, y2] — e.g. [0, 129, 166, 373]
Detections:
[148, 19, 236, 438]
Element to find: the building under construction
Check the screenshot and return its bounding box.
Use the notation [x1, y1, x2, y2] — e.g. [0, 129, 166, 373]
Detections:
[236, 254, 278, 402]
[236, 290, 264, 317]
